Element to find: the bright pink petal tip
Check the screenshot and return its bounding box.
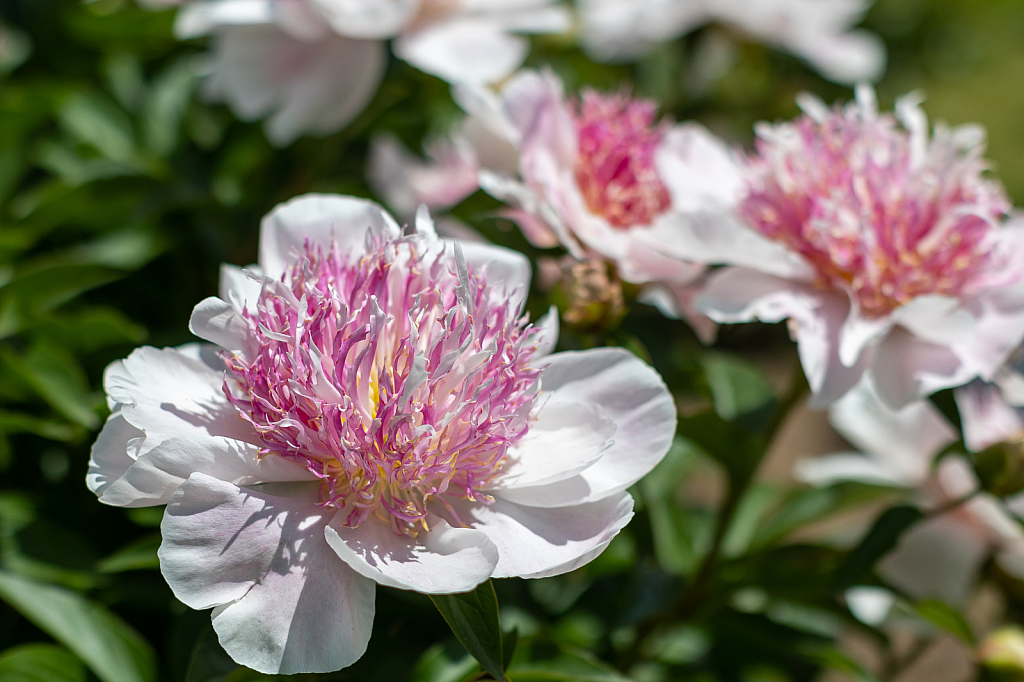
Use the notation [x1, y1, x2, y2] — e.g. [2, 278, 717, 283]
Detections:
[224, 233, 540, 535]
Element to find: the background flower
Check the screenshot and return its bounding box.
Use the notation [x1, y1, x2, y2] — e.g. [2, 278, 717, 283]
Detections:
[149, 0, 570, 144]
[577, 0, 886, 85]
[699, 86, 1024, 408]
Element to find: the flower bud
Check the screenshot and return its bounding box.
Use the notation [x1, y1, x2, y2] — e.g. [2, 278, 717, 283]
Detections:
[973, 437, 1024, 498]
[978, 626, 1024, 680]
[551, 258, 627, 334]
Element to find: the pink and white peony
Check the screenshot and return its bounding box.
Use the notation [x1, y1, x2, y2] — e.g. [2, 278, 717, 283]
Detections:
[150, 0, 570, 145]
[466, 69, 796, 339]
[578, 0, 886, 85]
[698, 86, 1024, 409]
[798, 382, 1024, 606]
[86, 194, 676, 674]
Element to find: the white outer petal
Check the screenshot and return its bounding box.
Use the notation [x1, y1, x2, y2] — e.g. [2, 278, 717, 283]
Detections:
[324, 516, 498, 594]
[499, 347, 675, 507]
[158, 474, 377, 674]
[100, 434, 315, 508]
[827, 380, 956, 486]
[259, 193, 401, 279]
[955, 380, 1024, 452]
[490, 401, 614, 490]
[103, 345, 257, 455]
[448, 493, 634, 578]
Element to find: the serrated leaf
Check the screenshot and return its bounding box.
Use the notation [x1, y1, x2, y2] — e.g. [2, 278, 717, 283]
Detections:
[0, 570, 156, 682]
[431, 580, 507, 682]
[0, 644, 86, 682]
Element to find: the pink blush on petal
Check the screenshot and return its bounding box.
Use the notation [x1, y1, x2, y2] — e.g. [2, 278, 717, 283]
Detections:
[573, 90, 672, 229]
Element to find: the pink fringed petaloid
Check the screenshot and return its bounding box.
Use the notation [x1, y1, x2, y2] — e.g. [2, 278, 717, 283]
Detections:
[574, 89, 672, 229]
[741, 94, 1011, 318]
[223, 233, 541, 535]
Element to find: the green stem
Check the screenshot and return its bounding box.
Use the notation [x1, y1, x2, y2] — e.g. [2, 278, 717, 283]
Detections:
[618, 364, 809, 669]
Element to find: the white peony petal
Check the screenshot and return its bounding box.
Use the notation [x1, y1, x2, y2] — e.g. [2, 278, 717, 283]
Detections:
[395, 18, 528, 84]
[86, 413, 144, 499]
[793, 29, 887, 85]
[870, 327, 970, 410]
[101, 434, 315, 508]
[174, 0, 275, 39]
[500, 348, 675, 507]
[106, 346, 256, 454]
[456, 240, 532, 312]
[795, 453, 907, 488]
[308, 0, 417, 39]
[491, 401, 613, 490]
[890, 295, 976, 347]
[448, 493, 634, 578]
[533, 305, 559, 358]
[955, 380, 1024, 452]
[159, 473, 318, 609]
[845, 586, 895, 626]
[189, 297, 257, 357]
[325, 516, 498, 594]
[259, 194, 401, 279]
[699, 269, 863, 407]
[219, 263, 263, 312]
[203, 26, 386, 147]
[160, 473, 375, 674]
[827, 381, 956, 485]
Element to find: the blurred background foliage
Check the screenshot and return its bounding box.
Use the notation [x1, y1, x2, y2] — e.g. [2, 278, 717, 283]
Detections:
[0, 0, 1022, 681]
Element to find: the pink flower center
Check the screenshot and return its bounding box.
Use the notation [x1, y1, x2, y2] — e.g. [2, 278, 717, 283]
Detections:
[740, 98, 1010, 317]
[574, 90, 672, 229]
[223, 234, 540, 535]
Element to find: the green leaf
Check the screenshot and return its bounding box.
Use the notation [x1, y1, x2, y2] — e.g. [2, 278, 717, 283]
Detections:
[0, 264, 121, 338]
[0, 570, 156, 682]
[0, 644, 86, 682]
[58, 91, 136, 163]
[799, 644, 880, 682]
[507, 645, 629, 682]
[502, 628, 519, 672]
[143, 57, 200, 157]
[915, 600, 975, 644]
[412, 642, 478, 682]
[431, 580, 508, 682]
[0, 341, 99, 429]
[700, 351, 777, 426]
[96, 534, 160, 573]
[834, 505, 923, 590]
[184, 626, 241, 682]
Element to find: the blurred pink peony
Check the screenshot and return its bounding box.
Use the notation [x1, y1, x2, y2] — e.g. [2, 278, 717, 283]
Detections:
[86, 194, 676, 674]
[146, 0, 570, 145]
[578, 0, 886, 85]
[798, 382, 1024, 607]
[699, 86, 1024, 408]
[457, 69, 792, 339]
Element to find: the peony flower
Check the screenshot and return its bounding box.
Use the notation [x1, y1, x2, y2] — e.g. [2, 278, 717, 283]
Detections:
[86, 194, 676, 674]
[698, 86, 1024, 408]
[798, 382, 1024, 606]
[578, 0, 886, 85]
[463, 69, 795, 340]
[149, 0, 570, 145]
[955, 349, 1024, 453]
